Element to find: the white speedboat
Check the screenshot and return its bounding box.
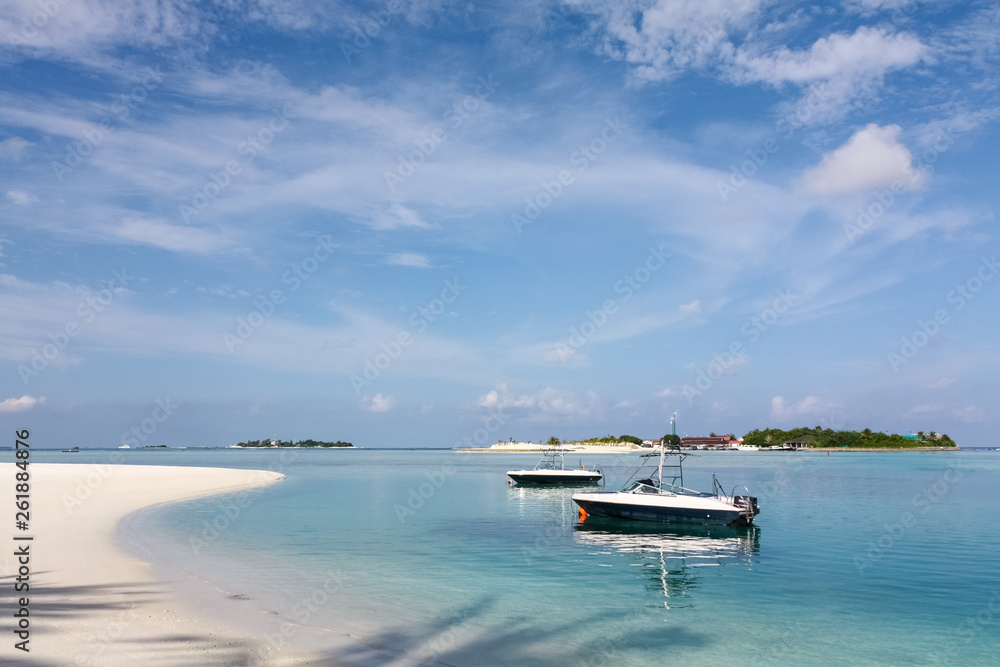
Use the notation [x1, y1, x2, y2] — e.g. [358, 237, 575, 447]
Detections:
[572, 445, 758, 527]
[507, 448, 603, 485]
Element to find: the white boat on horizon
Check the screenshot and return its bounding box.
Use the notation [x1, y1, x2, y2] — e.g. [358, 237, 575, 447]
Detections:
[507, 448, 603, 485]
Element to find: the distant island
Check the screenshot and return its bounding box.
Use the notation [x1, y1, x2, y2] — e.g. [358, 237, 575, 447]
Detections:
[549, 435, 646, 447]
[232, 438, 354, 448]
[472, 428, 957, 453]
[741, 426, 956, 449]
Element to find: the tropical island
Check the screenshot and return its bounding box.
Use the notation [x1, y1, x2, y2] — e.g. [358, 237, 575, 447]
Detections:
[741, 426, 956, 449]
[463, 427, 956, 452]
[231, 438, 354, 448]
[550, 435, 647, 447]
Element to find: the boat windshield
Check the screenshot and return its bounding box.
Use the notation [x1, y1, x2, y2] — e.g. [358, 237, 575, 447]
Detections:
[624, 479, 711, 497]
[534, 449, 568, 471]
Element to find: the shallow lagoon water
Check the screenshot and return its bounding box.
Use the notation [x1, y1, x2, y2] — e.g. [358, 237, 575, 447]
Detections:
[42, 447, 999, 665]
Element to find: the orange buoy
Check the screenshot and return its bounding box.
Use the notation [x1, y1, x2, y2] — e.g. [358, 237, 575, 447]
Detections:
[578, 507, 588, 520]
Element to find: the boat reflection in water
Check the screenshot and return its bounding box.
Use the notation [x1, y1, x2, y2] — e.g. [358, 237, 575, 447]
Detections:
[574, 519, 760, 608]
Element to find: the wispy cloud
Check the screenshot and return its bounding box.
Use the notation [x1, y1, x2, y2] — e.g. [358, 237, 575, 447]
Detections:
[0, 395, 44, 413]
[385, 252, 432, 268]
[365, 393, 397, 412]
[0, 137, 30, 161]
[5, 190, 36, 205]
[771, 395, 840, 420]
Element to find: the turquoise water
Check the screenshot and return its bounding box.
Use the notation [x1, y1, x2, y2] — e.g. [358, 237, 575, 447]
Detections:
[48, 448, 1000, 665]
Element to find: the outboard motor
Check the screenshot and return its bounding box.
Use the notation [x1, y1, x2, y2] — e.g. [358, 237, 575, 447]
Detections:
[734, 495, 759, 523]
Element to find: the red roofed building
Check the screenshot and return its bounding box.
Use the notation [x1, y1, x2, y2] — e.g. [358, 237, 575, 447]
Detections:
[680, 433, 740, 450]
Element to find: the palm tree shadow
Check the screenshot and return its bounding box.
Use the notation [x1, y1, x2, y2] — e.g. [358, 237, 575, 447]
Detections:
[309, 595, 709, 666]
[0, 574, 266, 666]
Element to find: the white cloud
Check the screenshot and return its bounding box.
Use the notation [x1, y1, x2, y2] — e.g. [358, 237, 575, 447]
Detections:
[0, 395, 44, 413]
[478, 382, 601, 420]
[951, 405, 984, 422]
[732, 27, 926, 87]
[729, 26, 928, 123]
[386, 252, 431, 268]
[582, 9, 928, 122]
[478, 382, 535, 410]
[365, 393, 397, 413]
[905, 403, 943, 417]
[587, 0, 763, 83]
[0, 137, 30, 161]
[109, 217, 230, 254]
[6, 190, 36, 205]
[924, 377, 955, 390]
[801, 124, 927, 196]
[679, 299, 701, 316]
[846, 0, 917, 10]
[366, 203, 433, 230]
[545, 345, 581, 364]
[771, 395, 839, 420]
[0, 0, 208, 65]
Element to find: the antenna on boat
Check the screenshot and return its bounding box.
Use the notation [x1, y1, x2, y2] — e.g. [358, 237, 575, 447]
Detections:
[659, 412, 675, 489]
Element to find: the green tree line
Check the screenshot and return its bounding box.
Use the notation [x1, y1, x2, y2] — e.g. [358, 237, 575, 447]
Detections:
[234, 438, 354, 448]
[741, 426, 956, 449]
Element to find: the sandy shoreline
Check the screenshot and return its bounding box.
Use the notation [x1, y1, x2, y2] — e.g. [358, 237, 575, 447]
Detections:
[0, 463, 333, 666]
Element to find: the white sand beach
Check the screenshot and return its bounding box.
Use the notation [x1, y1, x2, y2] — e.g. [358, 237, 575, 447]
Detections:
[0, 463, 329, 666]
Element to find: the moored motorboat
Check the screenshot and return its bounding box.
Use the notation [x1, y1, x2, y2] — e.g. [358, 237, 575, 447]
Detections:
[507, 448, 603, 485]
[573, 415, 758, 527]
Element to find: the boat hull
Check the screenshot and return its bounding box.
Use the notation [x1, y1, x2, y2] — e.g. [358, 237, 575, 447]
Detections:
[508, 470, 603, 485]
[573, 492, 754, 526]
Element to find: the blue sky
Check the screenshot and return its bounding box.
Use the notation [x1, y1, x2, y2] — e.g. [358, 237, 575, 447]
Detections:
[1, 0, 998, 448]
